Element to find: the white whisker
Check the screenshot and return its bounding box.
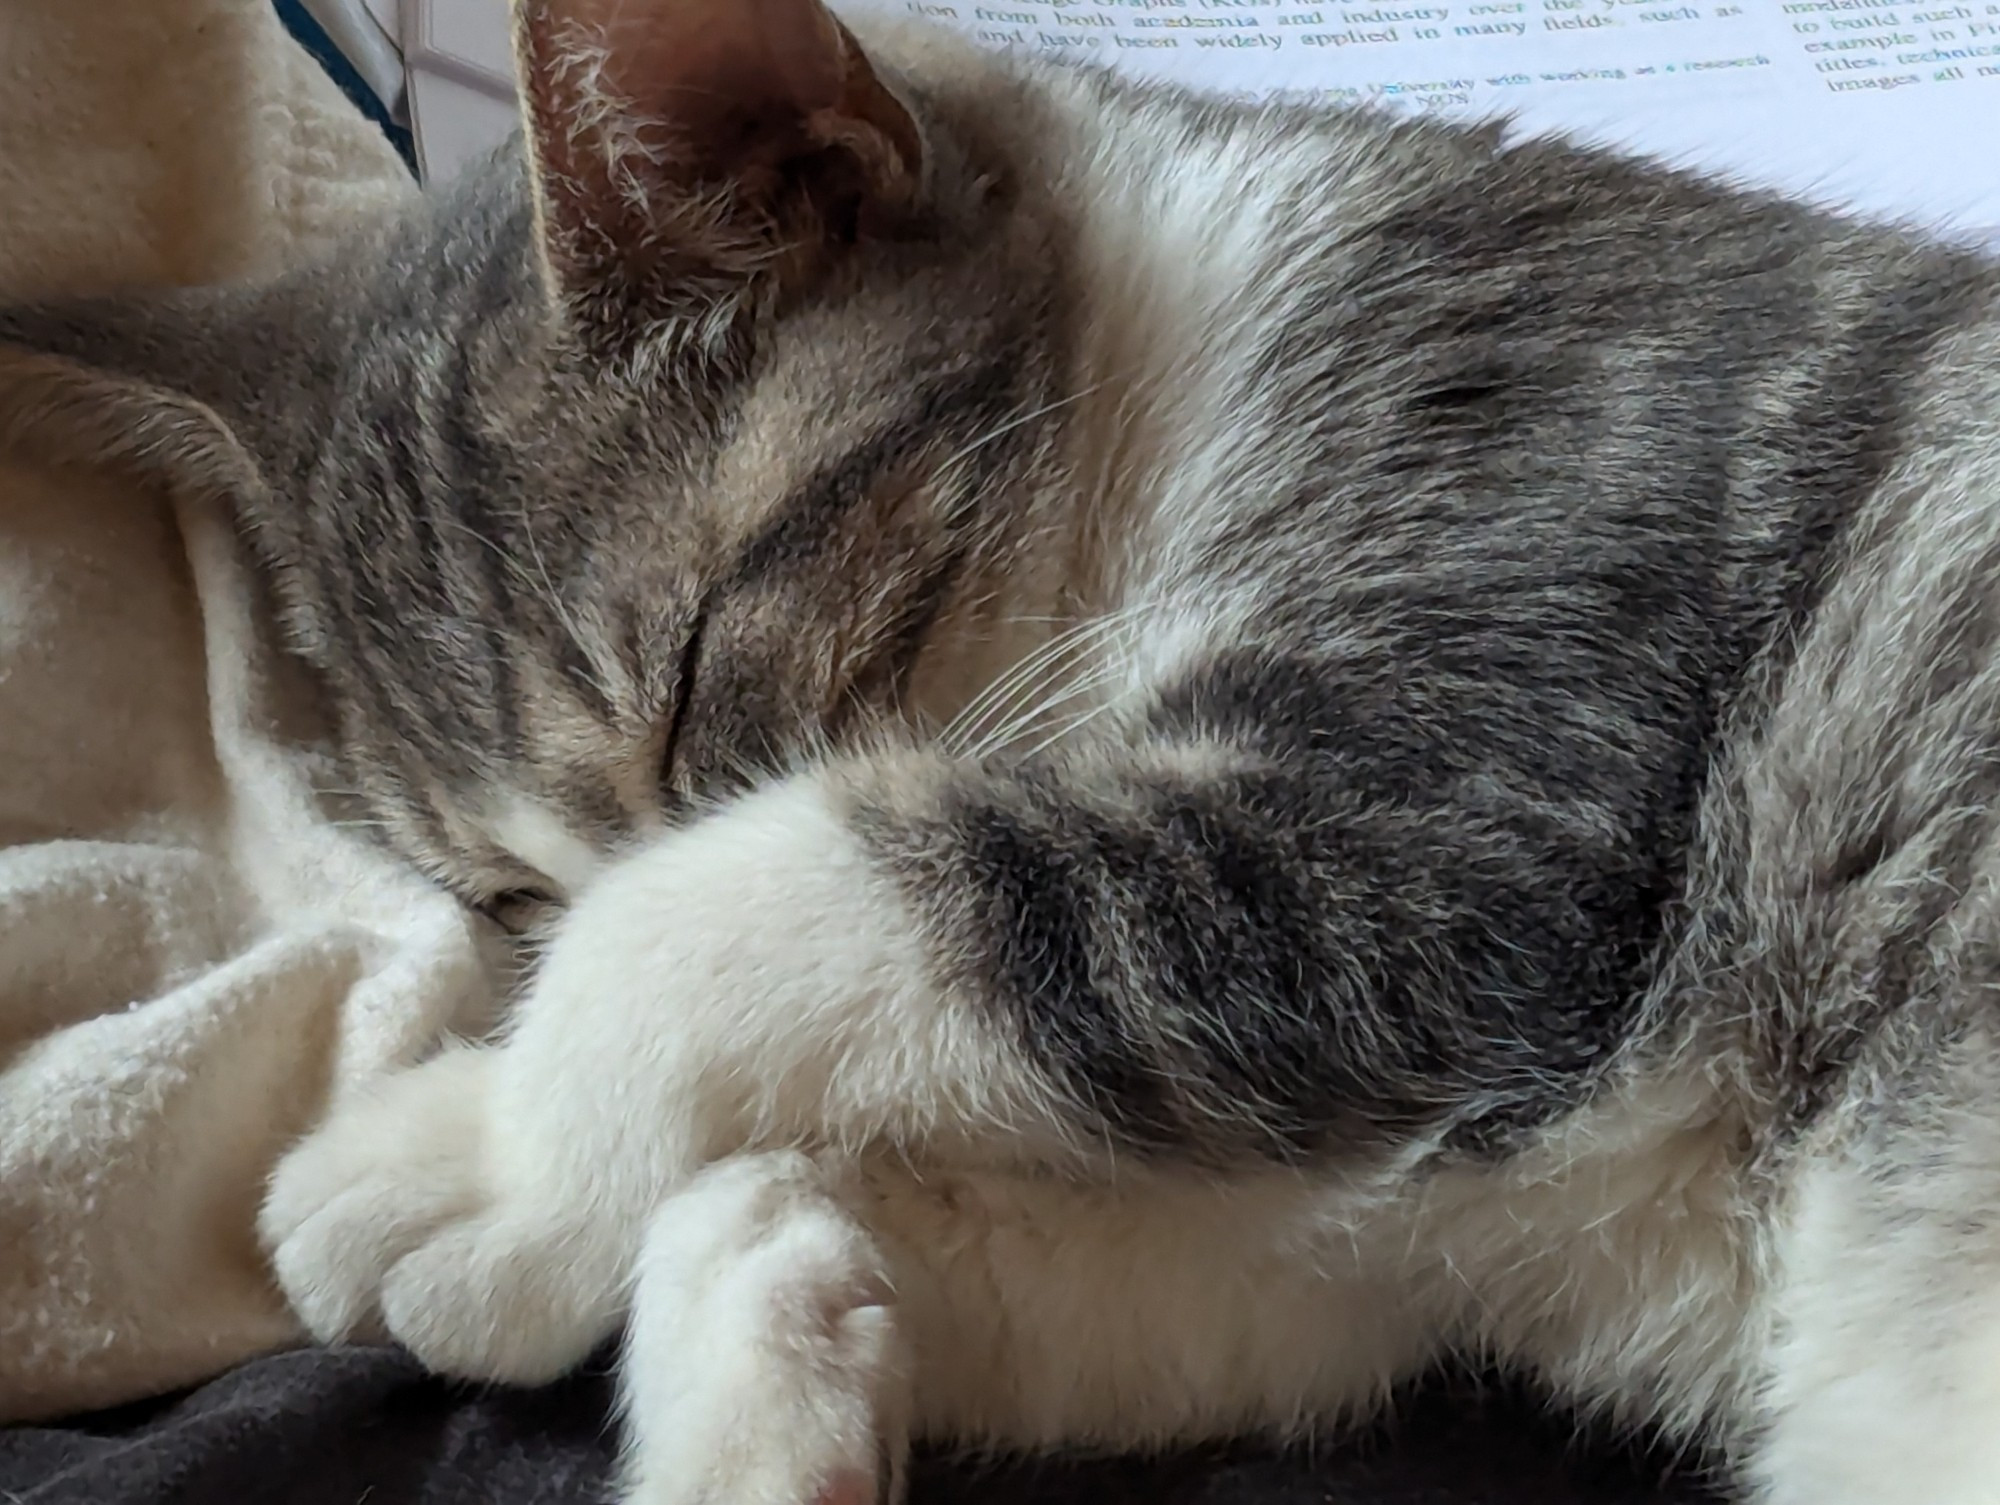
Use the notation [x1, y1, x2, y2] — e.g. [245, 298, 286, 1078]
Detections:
[1010, 697, 1126, 764]
[961, 661, 1131, 762]
[940, 608, 1143, 756]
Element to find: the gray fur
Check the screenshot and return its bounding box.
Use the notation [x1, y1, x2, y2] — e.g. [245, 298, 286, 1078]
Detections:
[5, 8, 2000, 1496]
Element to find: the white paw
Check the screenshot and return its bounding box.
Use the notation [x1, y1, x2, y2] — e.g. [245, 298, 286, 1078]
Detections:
[619, 1153, 909, 1505]
[258, 1046, 625, 1384]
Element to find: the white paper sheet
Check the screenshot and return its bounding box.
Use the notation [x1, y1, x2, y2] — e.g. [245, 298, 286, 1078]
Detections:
[851, 0, 2000, 241]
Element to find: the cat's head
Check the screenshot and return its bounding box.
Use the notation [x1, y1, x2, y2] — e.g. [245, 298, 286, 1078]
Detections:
[0, 0, 1070, 928]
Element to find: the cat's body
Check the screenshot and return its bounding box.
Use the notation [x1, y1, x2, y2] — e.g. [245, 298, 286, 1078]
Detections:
[5, 3, 2000, 1500]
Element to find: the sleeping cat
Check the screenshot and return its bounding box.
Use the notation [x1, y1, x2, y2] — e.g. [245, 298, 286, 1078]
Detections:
[3, 0, 1999, 1499]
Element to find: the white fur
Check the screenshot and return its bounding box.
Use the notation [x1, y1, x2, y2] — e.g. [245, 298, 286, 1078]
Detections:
[482, 790, 604, 899]
[1752, 1152, 2000, 1505]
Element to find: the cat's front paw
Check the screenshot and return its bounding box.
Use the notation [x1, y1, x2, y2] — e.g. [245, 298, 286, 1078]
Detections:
[259, 1045, 624, 1384]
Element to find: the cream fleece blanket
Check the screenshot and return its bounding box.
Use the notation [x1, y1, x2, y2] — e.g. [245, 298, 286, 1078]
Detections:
[0, 0, 500, 1423]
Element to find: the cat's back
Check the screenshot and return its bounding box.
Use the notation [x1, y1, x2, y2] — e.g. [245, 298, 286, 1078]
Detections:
[882, 22, 2000, 1129]
[871, 24, 1998, 660]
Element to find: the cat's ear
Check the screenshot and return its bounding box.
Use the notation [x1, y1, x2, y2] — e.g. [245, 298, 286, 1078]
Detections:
[514, 0, 927, 341]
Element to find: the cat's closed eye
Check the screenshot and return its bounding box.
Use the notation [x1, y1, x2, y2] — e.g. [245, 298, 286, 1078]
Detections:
[659, 608, 708, 798]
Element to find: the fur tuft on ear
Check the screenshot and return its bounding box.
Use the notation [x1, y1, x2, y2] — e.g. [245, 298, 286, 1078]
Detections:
[513, 0, 928, 345]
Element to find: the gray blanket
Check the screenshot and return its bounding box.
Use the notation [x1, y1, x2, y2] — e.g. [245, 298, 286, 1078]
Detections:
[1, 1353, 1719, 1505]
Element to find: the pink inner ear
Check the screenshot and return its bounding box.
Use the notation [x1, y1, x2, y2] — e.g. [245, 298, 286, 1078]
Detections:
[811, 1467, 878, 1505]
[581, 0, 850, 125]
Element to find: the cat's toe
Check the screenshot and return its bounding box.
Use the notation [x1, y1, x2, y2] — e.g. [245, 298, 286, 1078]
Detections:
[377, 1208, 624, 1384]
[259, 1046, 495, 1345]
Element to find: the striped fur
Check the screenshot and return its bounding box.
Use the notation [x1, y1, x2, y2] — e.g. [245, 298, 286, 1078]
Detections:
[7, 1, 2000, 1499]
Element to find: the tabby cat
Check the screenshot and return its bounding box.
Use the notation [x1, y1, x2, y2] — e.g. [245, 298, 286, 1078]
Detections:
[4, 0, 2000, 1499]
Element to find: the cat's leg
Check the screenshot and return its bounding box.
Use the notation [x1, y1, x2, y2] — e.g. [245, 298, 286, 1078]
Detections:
[1747, 1033, 2000, 1505]
[261, 732, 1599, 1393]
[261, 757, 1030, 1384]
